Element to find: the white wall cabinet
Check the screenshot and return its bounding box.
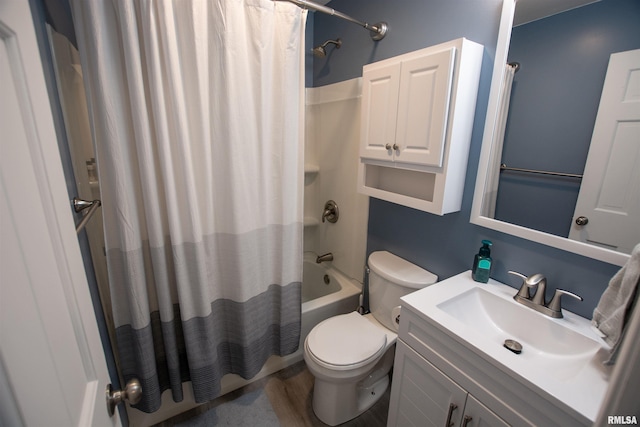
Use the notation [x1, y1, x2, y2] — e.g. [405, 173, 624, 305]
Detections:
[388, 341, 509, 427]
[360, 48, 455, 166]
[358, 38, 483, 215]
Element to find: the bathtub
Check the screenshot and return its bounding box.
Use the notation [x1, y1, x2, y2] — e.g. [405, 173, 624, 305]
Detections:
[134, 253, 362, 426]
[299, 252, 363, 349]
[228, 252, 361, 381]
[232, 252, 361, 375]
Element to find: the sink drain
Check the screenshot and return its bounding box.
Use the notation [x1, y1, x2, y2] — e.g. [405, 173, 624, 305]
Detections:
[504, 339, 523, 354]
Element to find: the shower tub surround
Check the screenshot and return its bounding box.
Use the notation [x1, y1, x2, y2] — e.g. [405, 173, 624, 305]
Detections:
[303, 78, 369, 283]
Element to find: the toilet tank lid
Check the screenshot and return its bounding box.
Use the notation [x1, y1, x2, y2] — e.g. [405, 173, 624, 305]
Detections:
[368, 251, 437, 289]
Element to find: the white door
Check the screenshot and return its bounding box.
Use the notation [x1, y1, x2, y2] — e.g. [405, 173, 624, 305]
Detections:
[0, 2, 118, 426]
[569, 49, 640, 253]
[395, 47, 455, 167]
[360, 61, 401, 161]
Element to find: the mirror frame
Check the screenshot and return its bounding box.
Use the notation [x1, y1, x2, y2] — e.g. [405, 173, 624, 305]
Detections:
[470, 0, 629, 267]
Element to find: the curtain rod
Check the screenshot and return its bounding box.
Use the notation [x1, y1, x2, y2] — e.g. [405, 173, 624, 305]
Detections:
[73, 198, 102, 234]
[508, 62, 521, 73]
[275, 0, 388, 40]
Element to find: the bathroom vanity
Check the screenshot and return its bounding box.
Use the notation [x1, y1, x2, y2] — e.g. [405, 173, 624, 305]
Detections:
[387, 272, 611, 426]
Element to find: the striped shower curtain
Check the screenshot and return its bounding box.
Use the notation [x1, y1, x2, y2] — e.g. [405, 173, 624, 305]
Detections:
[71, 0, 306, 413]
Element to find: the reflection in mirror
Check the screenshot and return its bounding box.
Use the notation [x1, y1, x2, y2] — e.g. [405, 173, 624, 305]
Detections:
[494, 0, 640, 254]
[471, 0, 639, 266]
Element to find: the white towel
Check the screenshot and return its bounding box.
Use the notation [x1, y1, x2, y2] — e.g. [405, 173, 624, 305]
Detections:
[592, 243, 640, 364]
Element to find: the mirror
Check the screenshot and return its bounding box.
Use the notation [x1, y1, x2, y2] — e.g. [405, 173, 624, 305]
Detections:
[472, 0, 636, 267]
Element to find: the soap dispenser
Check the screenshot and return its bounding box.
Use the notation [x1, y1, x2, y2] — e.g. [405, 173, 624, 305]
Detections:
[472, 240, 492, 283]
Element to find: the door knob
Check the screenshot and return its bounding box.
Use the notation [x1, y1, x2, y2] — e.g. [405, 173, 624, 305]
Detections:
[385, 143, 392, 150]
[575, 216, 589, 226]
[106, 378, 142, 416]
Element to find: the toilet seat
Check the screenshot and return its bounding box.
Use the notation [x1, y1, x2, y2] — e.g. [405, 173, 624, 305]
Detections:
[306, 312, 387, 371]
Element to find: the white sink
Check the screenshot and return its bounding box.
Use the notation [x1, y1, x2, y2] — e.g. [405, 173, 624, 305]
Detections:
[438, 286, 601, 351]
[401, 271, 611, 422]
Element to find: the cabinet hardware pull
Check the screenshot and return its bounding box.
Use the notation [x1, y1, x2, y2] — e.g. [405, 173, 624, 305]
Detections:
[445, 403, 458, 427]
[393, 143, 399, 151]
[462, 415, 473, 427]
[385, 143, 392, 150]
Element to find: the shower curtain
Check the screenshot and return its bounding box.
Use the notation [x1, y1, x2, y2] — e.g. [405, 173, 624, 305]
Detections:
[485, 62, 517, 217]
[71, 0, 306, 413]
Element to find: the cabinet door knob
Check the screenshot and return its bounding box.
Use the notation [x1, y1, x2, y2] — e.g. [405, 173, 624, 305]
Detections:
[393, 143, 399, 151]
[385, 143, 392, 150]
[445, 403, 458, 427]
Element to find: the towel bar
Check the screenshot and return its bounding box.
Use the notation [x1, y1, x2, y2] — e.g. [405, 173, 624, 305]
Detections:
[500, 164, 582, 179]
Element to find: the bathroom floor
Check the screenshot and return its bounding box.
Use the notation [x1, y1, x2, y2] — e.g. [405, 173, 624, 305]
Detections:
[153, 360, 390, 427]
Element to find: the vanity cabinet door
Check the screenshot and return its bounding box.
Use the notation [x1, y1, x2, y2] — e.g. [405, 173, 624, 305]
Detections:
[360, 61, 401, 162]
[388, 341, 467, 427]
[462, 395, 510, 427]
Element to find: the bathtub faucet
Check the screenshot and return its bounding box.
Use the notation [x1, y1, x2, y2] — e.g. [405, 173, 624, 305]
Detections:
[322, 200, 339, 223]
[316, 253, 334, 264]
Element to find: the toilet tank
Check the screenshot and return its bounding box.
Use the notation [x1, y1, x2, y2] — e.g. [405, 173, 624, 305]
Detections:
[368, 251, 437, 331]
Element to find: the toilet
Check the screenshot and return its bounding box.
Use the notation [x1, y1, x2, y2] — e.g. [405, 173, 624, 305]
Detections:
[303, 251, 437, 426]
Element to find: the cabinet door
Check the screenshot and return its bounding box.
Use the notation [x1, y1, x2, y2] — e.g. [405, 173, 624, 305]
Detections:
[462, 395, 510, 427]
[360, 61, 401, 161]
[388, 341, 467, 427]
[395, 47, 455, 167]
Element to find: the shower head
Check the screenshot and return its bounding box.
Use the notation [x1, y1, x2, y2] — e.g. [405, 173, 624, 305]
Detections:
[312, 38, 342, 58]
[312, 45, 328, 58]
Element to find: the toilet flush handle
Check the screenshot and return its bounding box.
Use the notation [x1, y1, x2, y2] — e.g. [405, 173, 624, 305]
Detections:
[391, 306, 402, 329]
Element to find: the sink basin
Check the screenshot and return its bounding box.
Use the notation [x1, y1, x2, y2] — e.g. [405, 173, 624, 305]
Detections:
[401, 271, 611, 422]
[436, 286, 602, 381]
[437, 287, 600, 358]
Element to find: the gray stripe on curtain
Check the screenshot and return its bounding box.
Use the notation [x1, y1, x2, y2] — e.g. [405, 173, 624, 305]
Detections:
[115, 281, 301, 413]
[107, 223, 303, 327]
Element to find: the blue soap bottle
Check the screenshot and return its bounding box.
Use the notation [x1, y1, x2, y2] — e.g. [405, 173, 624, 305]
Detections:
[472, 240, 492, 283]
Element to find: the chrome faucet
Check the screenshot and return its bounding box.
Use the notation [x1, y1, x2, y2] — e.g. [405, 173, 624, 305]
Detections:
[508, 271, 582, 318]
[316, 253, 334, 264]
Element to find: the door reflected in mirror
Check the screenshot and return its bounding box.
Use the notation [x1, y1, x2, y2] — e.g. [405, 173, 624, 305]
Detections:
[479, 0, 639, 258]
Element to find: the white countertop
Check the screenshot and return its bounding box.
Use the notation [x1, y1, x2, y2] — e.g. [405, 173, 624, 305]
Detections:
[400, 271, 612, 422]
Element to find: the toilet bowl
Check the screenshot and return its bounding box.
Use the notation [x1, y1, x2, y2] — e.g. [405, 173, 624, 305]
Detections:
[303, 251, 437, 426]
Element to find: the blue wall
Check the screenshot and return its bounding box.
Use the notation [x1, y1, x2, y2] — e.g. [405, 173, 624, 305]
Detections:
[496, 0, 640, 236]
[311, 0, 622, 318]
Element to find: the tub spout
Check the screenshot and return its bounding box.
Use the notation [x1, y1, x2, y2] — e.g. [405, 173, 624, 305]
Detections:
[316, 253, 334, 263]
